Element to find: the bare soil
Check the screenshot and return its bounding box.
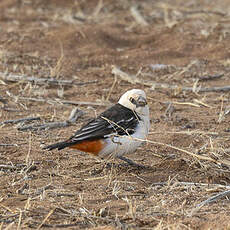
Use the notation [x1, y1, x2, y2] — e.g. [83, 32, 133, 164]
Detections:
[1, 0, 230, 229]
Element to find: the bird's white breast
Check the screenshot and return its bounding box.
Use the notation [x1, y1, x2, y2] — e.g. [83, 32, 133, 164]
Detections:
[99, 115, 150, 157]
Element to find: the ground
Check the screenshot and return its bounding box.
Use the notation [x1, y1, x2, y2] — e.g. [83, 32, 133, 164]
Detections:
[1, 0, 230, 229]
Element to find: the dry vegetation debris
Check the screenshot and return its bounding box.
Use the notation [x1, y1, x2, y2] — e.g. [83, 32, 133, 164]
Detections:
[1, 0, 230, 229]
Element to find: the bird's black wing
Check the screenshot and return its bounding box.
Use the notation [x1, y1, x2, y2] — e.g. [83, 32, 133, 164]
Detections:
[43, 104, 140, 151]
[69, 103, 140, 142]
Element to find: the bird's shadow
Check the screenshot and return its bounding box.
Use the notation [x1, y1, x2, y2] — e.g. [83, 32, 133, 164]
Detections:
[90, 160, 154, 176]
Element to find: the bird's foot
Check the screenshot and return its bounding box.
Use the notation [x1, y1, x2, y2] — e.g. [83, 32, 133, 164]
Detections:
[116, 156, 147, 169]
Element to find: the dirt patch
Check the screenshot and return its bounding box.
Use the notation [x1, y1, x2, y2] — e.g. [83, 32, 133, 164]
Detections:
[1, 0, 230, 229]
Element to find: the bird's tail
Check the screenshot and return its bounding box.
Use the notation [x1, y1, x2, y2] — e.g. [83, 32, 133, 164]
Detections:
[43, 140, 72, 151]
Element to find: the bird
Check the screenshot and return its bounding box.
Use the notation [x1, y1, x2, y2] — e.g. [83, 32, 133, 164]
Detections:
[43, 89, 150, 167]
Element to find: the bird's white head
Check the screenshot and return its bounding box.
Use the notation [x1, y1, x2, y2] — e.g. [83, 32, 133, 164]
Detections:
[118, 89, 149, 117]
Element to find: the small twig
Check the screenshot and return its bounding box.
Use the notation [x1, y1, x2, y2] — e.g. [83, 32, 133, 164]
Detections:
[0, 117, 40, 126]
[0, 213, 20, 224]
[17, 209, 22, 230]
[0, 162, 37, 171]
[18, 97, 111, 107]
[55, 193, 76, 197]
[151, 181, 230, 189]
[155, 83, 230, 93]
[18, 108, 84, 131]
[18, 121, 70, 131]
[68, 107, 83, 122]
[92, 0, 103, 17]
[149, 130, 218, 136]
[1, 107, 21, 112]
[130, 5, 149, 26]
[162, 3, 178, 28]
[0, 144, 18, 147]
[0, 164, 17, 170]
[195, 86, 230, 92]
[0, 72, 98, 86]
[196, 189, 230, 208]
[154, 84, 230, 92]
[36, 209, 55, 230]
[49, 99, 110, 106]
[50, 39, 64, 79]
[84, 176, 107, 181]
[112, 65, 141, 85]
[156, 3, 226, 16]
[30, 222, 81, 228]
[198, 74, 224, 81]
[106, 75, 117, 101]
[189, 189, 230, 216]
[164, 102, 175, 118]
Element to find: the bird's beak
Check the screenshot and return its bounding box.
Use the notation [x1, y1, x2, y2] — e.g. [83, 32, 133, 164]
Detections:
[136, 96, 147, 107]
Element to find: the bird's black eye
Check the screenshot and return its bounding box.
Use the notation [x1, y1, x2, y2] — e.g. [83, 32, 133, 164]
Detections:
[129, 97, 136, 105]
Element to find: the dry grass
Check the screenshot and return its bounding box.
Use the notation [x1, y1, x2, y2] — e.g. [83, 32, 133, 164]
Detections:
[1, 0, 230, 229]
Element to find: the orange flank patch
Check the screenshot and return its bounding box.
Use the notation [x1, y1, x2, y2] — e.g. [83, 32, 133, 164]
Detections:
[69, 139, 105, 156]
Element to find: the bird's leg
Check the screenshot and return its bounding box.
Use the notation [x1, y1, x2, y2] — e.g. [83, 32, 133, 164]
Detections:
[117, 155, 147, 168]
